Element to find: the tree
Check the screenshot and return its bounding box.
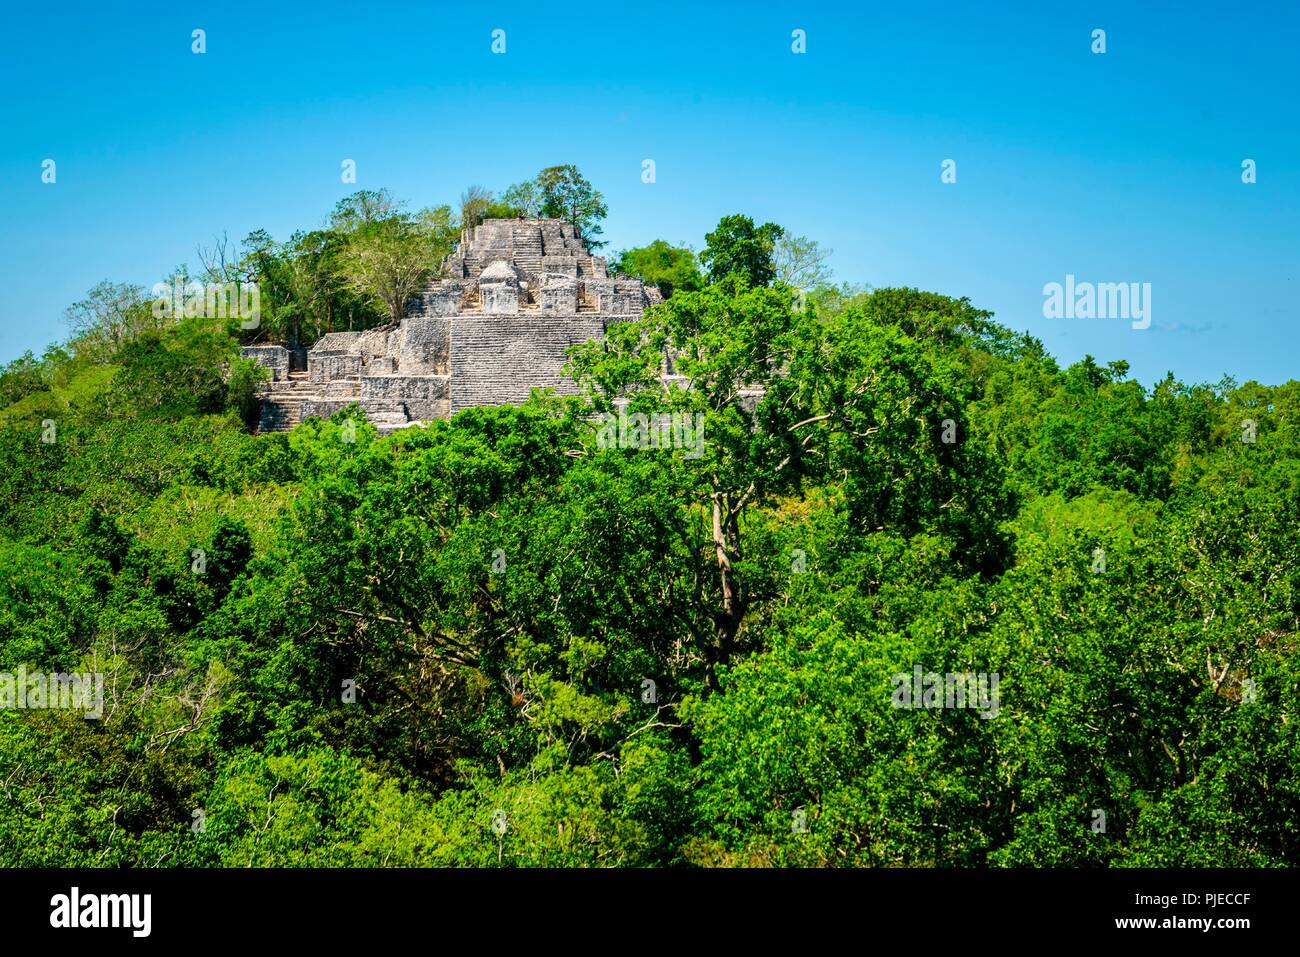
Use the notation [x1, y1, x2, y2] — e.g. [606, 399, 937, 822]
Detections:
[536, 165, 608, 247]
[338, 219, 437, 325]
[0, 348, 65, 409]
[607, 240, 703, 298]
[103, 318, 234, 420]
[459, 185, 492, 229]
[330, 189, 404, 231]
[233, 229, 296, 344]
[699, 215, 784, 286]
[283, 229, 356, 342]
[63, 281, 157, 360]
[774, 233, 833, 289]
[500, 179, 543, 218]
[415, 205, 460, 266]
[568, 281, 1011, 687]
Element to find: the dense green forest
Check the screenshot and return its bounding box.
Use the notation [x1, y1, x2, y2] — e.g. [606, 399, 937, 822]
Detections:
[1, 172, 1297, 867]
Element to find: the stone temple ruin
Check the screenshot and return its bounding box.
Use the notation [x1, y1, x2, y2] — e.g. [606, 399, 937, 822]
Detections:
[242, 218, 663, 434]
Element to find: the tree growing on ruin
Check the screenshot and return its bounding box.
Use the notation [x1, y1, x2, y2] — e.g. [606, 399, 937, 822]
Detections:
[536, 165, 609, 248]
[459, 185, 493, 229]
[335, 199, 457, 327]
[338, 218, 437, 325]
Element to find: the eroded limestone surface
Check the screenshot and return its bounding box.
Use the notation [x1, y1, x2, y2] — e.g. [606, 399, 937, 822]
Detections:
[244, 219, 663, 434]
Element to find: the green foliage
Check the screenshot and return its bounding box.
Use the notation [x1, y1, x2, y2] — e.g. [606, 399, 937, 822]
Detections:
[227, 357, 269, 430]
[535, 165, 608, 247]
[104, 318, 241, 421]
[699, 214, 784, 286]
[1, 207, 1297, 870]
[773, 233, 834, 290]
[63, 280, 158, 361]
[500, 180, 543, 218]
[461, 166, 607, 247]
[335, 197, 456, 325]
[0, 346, 70, 407]
[608, 239, 703, 298]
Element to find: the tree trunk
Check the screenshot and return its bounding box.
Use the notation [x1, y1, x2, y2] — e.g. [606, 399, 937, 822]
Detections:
[707, 490, 746, 690]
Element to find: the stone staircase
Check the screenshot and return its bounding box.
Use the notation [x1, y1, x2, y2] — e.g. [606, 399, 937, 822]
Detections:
[257, 371, 414, 435]
[513, 225, 544, 275]
[258, 372, 312, 432]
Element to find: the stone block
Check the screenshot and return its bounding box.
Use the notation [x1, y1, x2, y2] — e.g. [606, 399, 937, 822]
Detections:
[309, 352, 362, 383]
[397, 317, 450, 374]
[450, 316, 605, 413]
[240, 345, 289, 381]
[542, 278, 578, 312]
[481, 282, 519, 315]
[361, 375, 448, 402]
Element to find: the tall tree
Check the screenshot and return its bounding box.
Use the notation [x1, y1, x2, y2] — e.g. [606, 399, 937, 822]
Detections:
[338, 219, 437, 325]
[699, 214, 784, 286]
[330, 189, 404, 231]
[774, 233, 834, 289]
[568, 281, 1010, 686]
[500, 179, 543, 218]
[63, 280, 155, 360]
[459, 185, 492, 230]
[536, 165, 609, 247]
[608, 240, 703, 297]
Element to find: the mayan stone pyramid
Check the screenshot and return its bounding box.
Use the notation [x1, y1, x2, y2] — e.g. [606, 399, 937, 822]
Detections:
[242, 219, 663, 433]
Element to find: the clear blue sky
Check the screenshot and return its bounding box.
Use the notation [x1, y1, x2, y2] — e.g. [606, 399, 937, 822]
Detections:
[2, 1, 1296, 386]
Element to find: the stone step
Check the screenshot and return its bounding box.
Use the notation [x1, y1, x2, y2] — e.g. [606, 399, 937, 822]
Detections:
[259, 407, 301, 433]
[256, 389, 313, 433]
[320, 377, 362, 398]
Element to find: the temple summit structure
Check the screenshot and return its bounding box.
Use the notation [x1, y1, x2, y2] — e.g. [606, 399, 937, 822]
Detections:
[242, 218, 663, 433]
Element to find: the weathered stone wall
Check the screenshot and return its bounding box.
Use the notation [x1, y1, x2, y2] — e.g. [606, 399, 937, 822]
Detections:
[361, 375, 447, 401]
[259, 218, 658, 435]
[362, 375, 450, 421]
[450, 316, 606, 413]
[312, 332, 360, 353]
[481, 282, 519, 315]
[314, 328, 392, 360]
[299, 398, 358, 420]
[320, 377, 362, 398]
[309, 352, 362, 383]
[443, 219, 607, 282]
[396, 318, 450, 374]
[609, 278, 654, 315]
[542, 278, 577, 312]
[542, 256, 579, 277]
[241, 345, 289, 381]
[409, 282, 465, 318]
